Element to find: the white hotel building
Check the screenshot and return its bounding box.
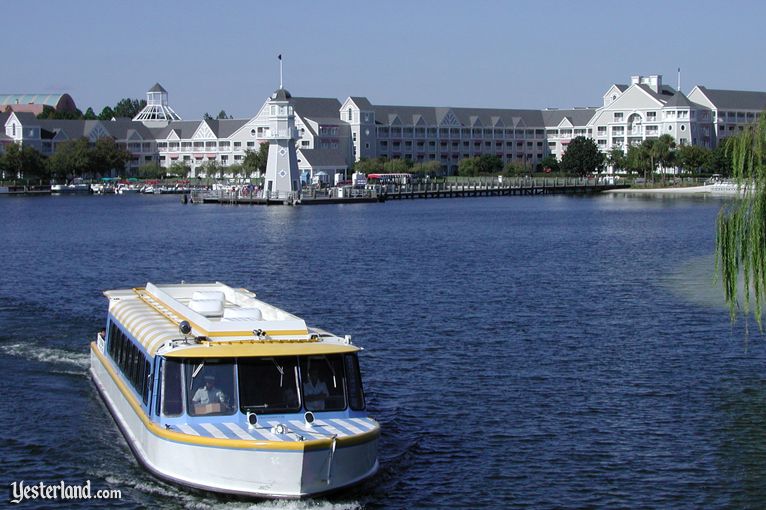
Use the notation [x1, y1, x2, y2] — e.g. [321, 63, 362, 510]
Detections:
[3, 75, 766, 179]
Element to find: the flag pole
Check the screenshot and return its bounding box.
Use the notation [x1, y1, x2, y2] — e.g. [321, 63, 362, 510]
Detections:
[279, 54, 283, 89]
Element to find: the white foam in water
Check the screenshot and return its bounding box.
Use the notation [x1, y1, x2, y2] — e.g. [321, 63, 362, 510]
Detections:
[0, 342, 90, 369]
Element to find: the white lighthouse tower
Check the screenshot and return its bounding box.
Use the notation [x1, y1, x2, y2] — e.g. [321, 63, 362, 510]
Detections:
[262, 88, 301, 199]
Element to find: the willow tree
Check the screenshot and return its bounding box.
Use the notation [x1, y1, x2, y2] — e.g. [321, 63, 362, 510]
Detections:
[716, 115, 766, 328]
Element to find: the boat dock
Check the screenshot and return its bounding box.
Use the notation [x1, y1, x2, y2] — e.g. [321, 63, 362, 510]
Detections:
[190, 178, 629, 205]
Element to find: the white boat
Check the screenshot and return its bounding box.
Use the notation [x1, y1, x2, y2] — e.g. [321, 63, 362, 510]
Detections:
[51, 182, 91, 194]
[703, 175, 754, 195]
[116, 185, 139, 194]
[89, 282, 379, 498]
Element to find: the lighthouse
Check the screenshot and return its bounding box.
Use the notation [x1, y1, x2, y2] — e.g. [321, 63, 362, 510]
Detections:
[262, 88, 301, 199]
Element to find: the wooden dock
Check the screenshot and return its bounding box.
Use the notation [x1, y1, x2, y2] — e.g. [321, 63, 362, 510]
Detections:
[383, 180, 629, 200]
[190, 178, 630, 206]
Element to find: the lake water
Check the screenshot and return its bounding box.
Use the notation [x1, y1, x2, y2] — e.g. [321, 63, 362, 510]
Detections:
[1, 192, 765, 509]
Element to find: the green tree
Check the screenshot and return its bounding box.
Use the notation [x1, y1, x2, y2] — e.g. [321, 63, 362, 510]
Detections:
[716, 116, 766, 327]
[90, 137, 130, 175]
[706, 140, 733, 176]
[382, 158, 412, 174]
[203, 113, 213, 121]
[167, 161, 190, 179]
[98, 106, 115, 121]
[137, 163, 163, 180]
[652, 134, 677, 184]
[36, 105, 83, 120]
[46, 138, 91, 180]
[353, 157, 386, 175]
[411, 160, 441, 177]
[217, 110, 232, 119]
[227, 163, 243, 180]
[607, 147, 627, 173]
[83, 107, 97, 120]
[560, 136, 604, 177]
[113, 98, 146, 119]
[457, 157, 480, 176]
[504, 161, 525, 177]
[540, 154, 560, 173]
[2, 143, 47, 183]
[242, 142, 269, 177]
[676, 145, 710, 174]
[201, 160, 223, 181]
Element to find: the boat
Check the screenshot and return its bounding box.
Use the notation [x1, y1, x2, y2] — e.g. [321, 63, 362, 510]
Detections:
[51, 181, 91, 194]
[89, 282, 379, 498]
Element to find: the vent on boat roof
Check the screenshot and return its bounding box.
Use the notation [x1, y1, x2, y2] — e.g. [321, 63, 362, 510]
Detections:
[223, 307, 263, 321]
[189, 292, 225, 317]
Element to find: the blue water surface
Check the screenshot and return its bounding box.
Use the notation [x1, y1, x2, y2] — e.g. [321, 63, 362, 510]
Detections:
[1, 192, 765, 509]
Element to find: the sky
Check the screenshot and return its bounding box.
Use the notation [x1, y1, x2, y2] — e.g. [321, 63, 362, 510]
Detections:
[4, 0, 765, 119]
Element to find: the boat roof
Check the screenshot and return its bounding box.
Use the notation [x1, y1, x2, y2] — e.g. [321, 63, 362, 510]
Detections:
[105, 282, 358, 358]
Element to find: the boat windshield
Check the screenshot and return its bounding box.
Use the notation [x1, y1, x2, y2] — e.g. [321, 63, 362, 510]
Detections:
[239, 357, 301, 414]
[300, 355, 347, 412]
[184, 359, 237, 416]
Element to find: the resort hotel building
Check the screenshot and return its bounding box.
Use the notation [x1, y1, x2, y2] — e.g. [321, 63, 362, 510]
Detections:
[3, 74, 766, 180]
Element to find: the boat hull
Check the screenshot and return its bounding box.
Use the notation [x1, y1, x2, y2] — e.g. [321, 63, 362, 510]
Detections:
[89, 345, 379, 498]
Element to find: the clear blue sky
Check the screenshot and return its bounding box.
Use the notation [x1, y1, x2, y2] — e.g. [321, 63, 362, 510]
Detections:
[4, 0, 764, 119]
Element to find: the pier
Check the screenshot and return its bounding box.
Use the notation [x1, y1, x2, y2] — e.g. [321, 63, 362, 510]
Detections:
[190, 177, 629, 205]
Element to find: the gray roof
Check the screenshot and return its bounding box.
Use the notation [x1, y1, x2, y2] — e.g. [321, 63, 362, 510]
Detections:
[663, 92, 696, 109]
[34, 118, 156, 141]
[348, 96, 373, 110]
[369, 103, 592, 128]
[636, 83, 676, 102]
[148, 83, 167, 93]
[272, 88, 292, 101]
[696, 86, 766, 110]
[291, 97, 342, 119]
[9, 112, 38, 124]
[298, 148, 348, 167]
[541, 108, 597, 127]
[149, 121, 203, 139]
[202, 119, 248, 138]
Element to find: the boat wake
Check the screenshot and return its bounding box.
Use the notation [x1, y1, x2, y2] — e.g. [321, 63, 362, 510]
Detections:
[98, 470, 362, 509]
[0, 342, 90, 370]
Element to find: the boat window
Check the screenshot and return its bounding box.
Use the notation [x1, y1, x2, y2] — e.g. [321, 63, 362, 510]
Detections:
[162, 358, 184, 416]
[142, 360, 152, 405]
[239, 357, 300, 414]
[344, 353, 366, 411]
[185, 360, 237, 416]
[300, 355, 347, 412]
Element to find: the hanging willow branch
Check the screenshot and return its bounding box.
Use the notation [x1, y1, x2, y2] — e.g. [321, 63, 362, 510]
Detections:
[715, 114, 766, 330]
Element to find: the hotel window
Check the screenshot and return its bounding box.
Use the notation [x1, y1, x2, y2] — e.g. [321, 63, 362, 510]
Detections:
[614, 112, 623, 121]
[348, 108, 353, 121]
[597, 126, 607, 135]
[233, 142, 241, 147]
[647, 112, 656, 120]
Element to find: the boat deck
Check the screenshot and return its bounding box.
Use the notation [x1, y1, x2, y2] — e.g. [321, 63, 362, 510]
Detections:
[170, 417, 378, 442]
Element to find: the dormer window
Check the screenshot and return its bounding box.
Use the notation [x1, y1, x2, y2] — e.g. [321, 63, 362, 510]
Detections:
[348, 108, 353, 121]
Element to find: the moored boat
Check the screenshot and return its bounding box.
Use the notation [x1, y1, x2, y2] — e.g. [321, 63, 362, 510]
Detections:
[89, 282, 379, 498]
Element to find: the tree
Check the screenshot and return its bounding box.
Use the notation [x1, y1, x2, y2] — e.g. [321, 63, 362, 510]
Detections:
[46, 138, 91, 181]
[242, 142, 269, 177]
[457, 157, 480, 176]
[227, 163, 242, 180]
[137, 163, 164, 180]
[168, 161, 190, 179]
[83, 107, 97, 120]
[90, 137, 130, 176]
[716, 116, 766, 327]
[2, 143, 47, 183]
[112, 98, 146, 119]
[652, 134, 677, 184]
[353, 157, 386, 175]
[540, 154, 560, 173]
[504, 161, 525, 177]
[98, 106, 115, 121]
[676, 145, 710, 174]
[707, 140, 733, 176]
[201, 160, 222, 181]
[36, 105, 83, 120]
[382, 158, 412, 174]
[560, 136, 604, 176]
[217, 110, 232, 119]
[203, 113, 213, 121]
[411, 160, 441, 177]
[607, 147, 627, 173]
[625, 144, 651, 178]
